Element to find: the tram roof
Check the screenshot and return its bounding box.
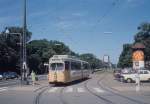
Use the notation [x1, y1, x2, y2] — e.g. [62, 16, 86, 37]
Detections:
[52, 55, 78, 59]
[50, 55, 89, 63]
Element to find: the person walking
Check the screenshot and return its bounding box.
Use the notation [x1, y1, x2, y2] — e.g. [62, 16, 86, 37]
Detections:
[31, 70, 36, 86]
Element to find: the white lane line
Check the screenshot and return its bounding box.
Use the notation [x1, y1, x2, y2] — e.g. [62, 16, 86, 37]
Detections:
[0, 87, 8, 89]
[48, 87, 58, 93]
[65, 87, 73, 93]
[0, 87, 8, 92]
[93, 88, 104, 93]
[77, 88, 85, 93]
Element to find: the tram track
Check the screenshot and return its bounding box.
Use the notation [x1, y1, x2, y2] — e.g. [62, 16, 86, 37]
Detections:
[34, 71, 149, 104]
[97, 72, 149, 104]
[33, 86, 49, 104]
[59, 87, 69, 104]
[34, 84, 70, 104]
[84, 72, 115, 104]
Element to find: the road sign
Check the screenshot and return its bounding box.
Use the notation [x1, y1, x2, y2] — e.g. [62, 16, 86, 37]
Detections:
[103, 55, 109, 63]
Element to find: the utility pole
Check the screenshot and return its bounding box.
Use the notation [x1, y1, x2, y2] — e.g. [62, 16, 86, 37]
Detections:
[22, 0, 29, 85]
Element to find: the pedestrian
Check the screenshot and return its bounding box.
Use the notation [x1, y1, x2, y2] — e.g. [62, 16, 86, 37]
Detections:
[31, 70, 36, 86]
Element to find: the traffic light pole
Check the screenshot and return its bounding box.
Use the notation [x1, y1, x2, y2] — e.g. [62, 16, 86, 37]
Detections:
[22, 0, 29, 85]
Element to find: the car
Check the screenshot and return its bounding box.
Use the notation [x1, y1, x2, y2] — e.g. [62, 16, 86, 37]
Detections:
[122, 68, 132, 74]
[121, 70, 150, 83]
[0, 74, 3, 80]
[3, 72, 18, 80]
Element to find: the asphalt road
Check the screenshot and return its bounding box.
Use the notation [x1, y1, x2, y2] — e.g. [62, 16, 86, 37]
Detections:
[0, 72, 150, 104]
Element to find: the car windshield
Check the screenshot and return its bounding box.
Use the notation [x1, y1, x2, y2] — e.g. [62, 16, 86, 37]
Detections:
[50, 63, 64, 71]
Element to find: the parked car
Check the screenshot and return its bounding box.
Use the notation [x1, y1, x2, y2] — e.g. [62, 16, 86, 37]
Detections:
[3, 72, 18, 80]
[0, 74, 3, 80]
[121, 70, 150, 83]
[122, 68, 132, 74]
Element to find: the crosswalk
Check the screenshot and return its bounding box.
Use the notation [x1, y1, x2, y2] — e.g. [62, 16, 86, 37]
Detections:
[0, 87, 8, 92]
[48, 87, 105, 93]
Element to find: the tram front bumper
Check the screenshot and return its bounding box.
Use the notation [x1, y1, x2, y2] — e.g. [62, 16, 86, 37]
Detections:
[48, 71, 70, 83]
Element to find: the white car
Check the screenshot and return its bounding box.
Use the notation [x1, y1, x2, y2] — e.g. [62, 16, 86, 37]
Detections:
[121, 70, 150, 83]
[0, 75, 3, 80]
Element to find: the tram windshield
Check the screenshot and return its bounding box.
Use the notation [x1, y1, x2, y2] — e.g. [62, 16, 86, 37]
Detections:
[50, 63, 64, 71]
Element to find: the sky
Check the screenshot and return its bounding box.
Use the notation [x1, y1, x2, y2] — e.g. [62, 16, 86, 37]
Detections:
[0, 0, 150, 64]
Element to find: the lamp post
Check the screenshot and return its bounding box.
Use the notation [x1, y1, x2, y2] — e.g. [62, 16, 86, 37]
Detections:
[22, 0, 29, 85]
[4, 0, 29, 85]
[5, 29, 23, 83]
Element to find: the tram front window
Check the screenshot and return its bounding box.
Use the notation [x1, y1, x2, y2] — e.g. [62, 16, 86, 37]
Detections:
[50, 63, 64, 71]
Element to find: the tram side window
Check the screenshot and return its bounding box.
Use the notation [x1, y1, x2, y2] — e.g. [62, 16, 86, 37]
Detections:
[71, 62, 81, 70]
[65, 61, 70, 70]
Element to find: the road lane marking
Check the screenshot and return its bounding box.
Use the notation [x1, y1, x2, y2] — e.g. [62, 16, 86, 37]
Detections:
[47, 87, 105, 93]
[0, 89, 7, 92]
[0, 87, 8, 92]
[0, 87, 8, 89]
[65, 87, 73, 93]
[93, 88, 104, 93]
[48, 87, 58, 93]
[77, 88, 85, 93]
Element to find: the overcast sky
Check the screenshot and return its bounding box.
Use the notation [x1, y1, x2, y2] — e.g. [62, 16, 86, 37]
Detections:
[0, 0, 150, 63]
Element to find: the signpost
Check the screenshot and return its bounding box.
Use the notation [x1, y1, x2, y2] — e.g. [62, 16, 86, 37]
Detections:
[132, 43, 145, 92]
[103, 55, 111, 69]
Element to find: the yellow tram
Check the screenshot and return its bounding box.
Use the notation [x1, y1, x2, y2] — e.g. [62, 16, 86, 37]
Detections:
[48, 55, 91, 84]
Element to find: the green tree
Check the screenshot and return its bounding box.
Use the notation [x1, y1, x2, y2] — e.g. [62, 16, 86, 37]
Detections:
[0, 26, 32, 73]
[118, 22, 150, 68]
[27, 39, 53, 74]
[27, 39, 73, 74]
[134, 22, 150, 61]
[118, 44, 132, 68]
[79, 53, 103, 69]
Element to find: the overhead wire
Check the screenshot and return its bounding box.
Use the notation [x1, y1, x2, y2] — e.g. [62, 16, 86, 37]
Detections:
[54, 0, 121, 55]
[89, 0, 122, 34]
[56, 0, 122, 52]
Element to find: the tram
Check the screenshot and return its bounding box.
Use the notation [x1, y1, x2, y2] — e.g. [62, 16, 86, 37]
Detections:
[48, 55, 91, 84]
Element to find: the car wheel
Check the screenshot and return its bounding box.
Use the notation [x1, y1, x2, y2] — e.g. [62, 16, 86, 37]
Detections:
[127, 78, 132, 83]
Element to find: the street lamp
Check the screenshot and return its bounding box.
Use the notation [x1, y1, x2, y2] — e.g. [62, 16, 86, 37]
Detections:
[22, 0, 29, 85]
[5, 28, 23, 83]
[4, 0, 29, 85]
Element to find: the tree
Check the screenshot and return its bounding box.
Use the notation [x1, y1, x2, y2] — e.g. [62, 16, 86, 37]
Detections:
[49, 40, 73, 55]
[79, 53, 103, 69]
[134, 22, 150, 61]
[27, 39, 74, 74]
[118, 22, 150, 68]
[0, 26, 32, 74]
[118, 44, 132, 68]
